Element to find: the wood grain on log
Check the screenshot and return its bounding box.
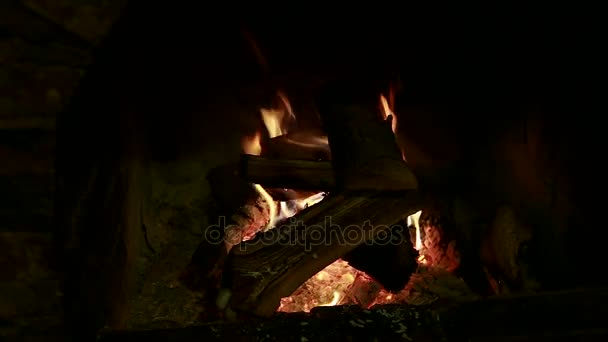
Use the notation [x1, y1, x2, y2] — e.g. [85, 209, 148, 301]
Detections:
[223, 191, 421, 317]
[239, 154, 334, 190]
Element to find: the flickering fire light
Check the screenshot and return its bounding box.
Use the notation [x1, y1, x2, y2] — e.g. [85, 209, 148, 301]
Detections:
[240, 90, 430, 311]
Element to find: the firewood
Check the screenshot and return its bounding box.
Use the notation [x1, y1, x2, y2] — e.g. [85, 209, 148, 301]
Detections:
[265, 188, 321, 202]
[315, 83, 418, 191]
[262, 129, 331, 161]
[239, 154, 334, 190]
[342, 222, 419, 292]
[222, 191, 421, 317]
[208, 164, 273, 242]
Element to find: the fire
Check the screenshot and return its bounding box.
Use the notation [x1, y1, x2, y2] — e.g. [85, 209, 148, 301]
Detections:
[407, 210, 427, 264]
[240, 90, 431, 312]
[380, 91, 408, 162]
[260, 91, 295, 138]
[278, 259, 358, 312]
[241, 92, 325, 233]
[241, 131, 262, 156]
[380, 94, 398, 134]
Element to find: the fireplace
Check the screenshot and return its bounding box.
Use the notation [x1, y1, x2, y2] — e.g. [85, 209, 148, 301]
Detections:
[56, 5, 605, 341]
[179, 70, 549, 319]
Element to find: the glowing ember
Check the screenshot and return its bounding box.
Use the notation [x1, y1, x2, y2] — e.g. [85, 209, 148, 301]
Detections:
[278, 259, 358, 313]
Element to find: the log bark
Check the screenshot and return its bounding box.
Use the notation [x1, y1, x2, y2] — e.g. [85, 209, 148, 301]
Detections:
[239, 154, 334, 190]
[240, 154, 416, 192]
[315, 84, 418, 191]
[222, 191, 421, 317]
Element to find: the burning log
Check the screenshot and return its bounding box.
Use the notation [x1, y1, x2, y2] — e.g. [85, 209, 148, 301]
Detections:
[263, 129, 331, 161]
[239, 154, 334, 191]
[219, 83, 425, 317]
[222, 191, 420, 317]
[315, 83, 418, 191]
[265, 188, 320, 202]
[206, 164, 272, 244]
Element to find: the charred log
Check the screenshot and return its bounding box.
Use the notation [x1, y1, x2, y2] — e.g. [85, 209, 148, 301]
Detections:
[342, 222, 419, 292]
[222, 192, 421, 317]
[417, 199, 495, 297]
[265, 188, 321, 202]
[315, 83, 418, 192]
[262, 129, 331, 161]
[239, 154, 334, 190]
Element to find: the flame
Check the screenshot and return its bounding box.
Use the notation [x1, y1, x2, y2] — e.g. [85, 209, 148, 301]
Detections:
[276, 192, 326, 225]
[238, 90, 432, 312]
[380, 94, 398, 134]
[241, 131, 262, 156]
[407, 210, 427, 264]
[260, 91, 296, 138]
[380, 92, 408, 161]
[408, 210, 423, 251]
[241, 92, 325, 233]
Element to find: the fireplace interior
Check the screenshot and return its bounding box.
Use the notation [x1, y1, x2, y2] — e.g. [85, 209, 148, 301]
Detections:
[46, 4, 606, 342]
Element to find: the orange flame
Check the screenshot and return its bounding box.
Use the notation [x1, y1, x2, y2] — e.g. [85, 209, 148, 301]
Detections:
[260, 91, 296, 138]
[241, 131, 262, 156]
[380, 93, 408, 162]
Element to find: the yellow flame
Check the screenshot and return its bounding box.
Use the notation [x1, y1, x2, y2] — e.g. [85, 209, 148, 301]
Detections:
[407, 210, 427, 264]
[380, 94, 398, 134]
[260, 91, 296, 138]
[242, 132, 262, 155]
